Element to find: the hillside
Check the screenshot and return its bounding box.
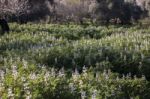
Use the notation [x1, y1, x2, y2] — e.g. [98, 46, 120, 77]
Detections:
[0, 23, 150, 98]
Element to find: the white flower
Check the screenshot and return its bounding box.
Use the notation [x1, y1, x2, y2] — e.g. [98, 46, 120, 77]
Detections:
[51, 68, 56, 77]
[103, 70, 109, 80]
[23, 59, 28, 69]
[91, 90, 97, 99]
[0, 70, 5, 81]
[7, 87, 14, 98]
[58, 67, 65, 77]
[72, 68, 79, 81]
[12, 65, 18, 79]
[79, 80, 83, 86]
[25, 90, 32, 99]
[44, 71, 50, 84]
[82, 65, 87, 73]
[142, 75, 146, 80]
[69, 83, 75, 93]
[29, 73, 37, 80]
[21, 76, 26, 82]
[23, 83, 29, 90]
[0, 82, 4, 91]
[81, 90, 86, 99]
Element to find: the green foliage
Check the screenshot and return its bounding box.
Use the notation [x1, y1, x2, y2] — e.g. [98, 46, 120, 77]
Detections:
[45, 31, 150, 78]
[0, 59, 150, 99]
[0, 23, 150, 98]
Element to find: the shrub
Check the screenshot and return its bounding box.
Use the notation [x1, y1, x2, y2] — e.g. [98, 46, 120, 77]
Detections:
[46, 32, 150, 78]
[0, 59, 150, 99]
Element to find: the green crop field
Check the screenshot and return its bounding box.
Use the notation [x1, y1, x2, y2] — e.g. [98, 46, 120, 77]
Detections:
[0, 23, 150, 99]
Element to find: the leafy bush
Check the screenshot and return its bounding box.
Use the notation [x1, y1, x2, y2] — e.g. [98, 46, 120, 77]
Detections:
[0, 23, 150, 98]
[46, 32, 150, 78]
[0, 59, 150, 99]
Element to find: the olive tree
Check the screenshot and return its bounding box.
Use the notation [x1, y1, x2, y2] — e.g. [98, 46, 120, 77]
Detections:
[95, 0, 146, 24]
[0, 0, 30, 22]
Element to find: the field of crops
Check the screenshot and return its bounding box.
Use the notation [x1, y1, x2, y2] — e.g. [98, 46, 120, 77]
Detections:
[0, 23, 150, 99]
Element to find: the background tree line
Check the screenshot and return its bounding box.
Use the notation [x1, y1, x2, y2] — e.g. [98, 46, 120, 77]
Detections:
[0, 0, 150, 24]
